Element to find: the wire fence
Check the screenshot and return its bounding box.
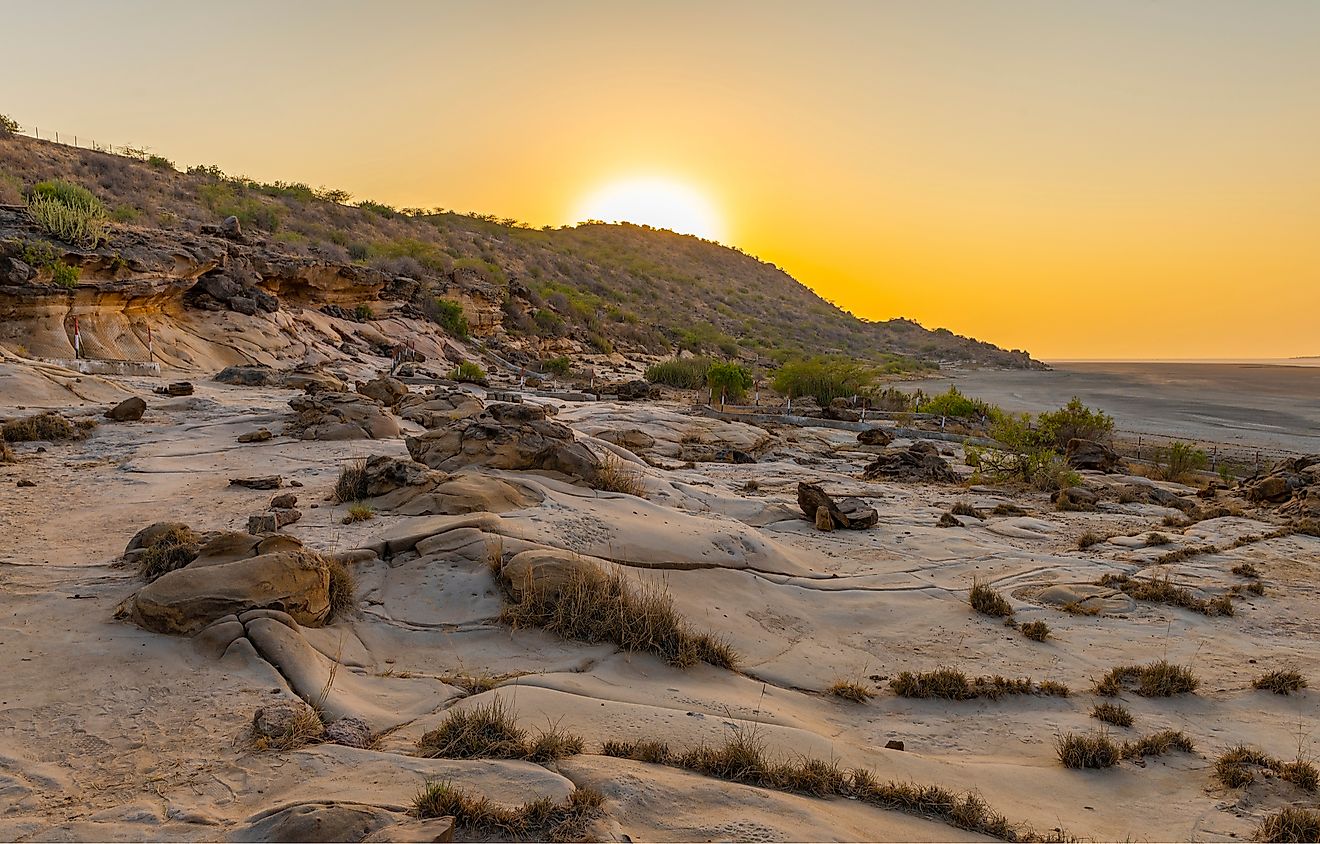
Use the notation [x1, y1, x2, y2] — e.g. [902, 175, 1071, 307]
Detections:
[6, 124, 162, 162]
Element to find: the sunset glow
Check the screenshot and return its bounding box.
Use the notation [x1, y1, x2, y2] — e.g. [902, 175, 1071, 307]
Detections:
[573, 178, 725, 241]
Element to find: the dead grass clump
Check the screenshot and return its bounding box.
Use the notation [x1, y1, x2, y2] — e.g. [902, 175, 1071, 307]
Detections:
[890, 668, 1061, 700]
[1122, 729, 1195, 759]
[1060, 600, 1102, 616]
[1153, 543, 1218, 565]
[1252, 671, 1307, 695]
[247, 705, 325, 752]
[333, 458, 368, 503]
[992, 502, 1027, 516]
[1255, 807, 1320, 843]
[1232, 562, 1262, 578]
[1097, 572, 1234, 616]
[969, 579, 1014, 618]
[444, 673, 500, 695]
[1245, 580, 1266, 596]
[1216, 746, 1318, 793]
[1146, 532, 1171, 546]
[1037, 680, 1071, 697]
[416, 698, 530, 759]
[136, 525, 199, 582]
[413, 780, 605, 842]
[1281, 759, 1320, 792]
[951, 500, 984, 519]
[1077, 531, 1107, 549]
[1020, 620, 1050, 641]
[1162, 514, 1191, 528]
[320, 554, 357, 620]
[827, 678, 876, 702]
[341, 501, 374, 523]
[600, 739, 675, 764]
[1056, 732, 1121, 768]
[1094, 660, 1199, 697]
[0, 432, 13, 463]
[1293, 518, 1320, 538]
[848, 771, 1018, 840]
[526, 723, 586, 763]
[592, 452, 646, 497]
[2, 412, 79, 442]
[1090, 702, 1134, 727]
[498, 565, 738, 670]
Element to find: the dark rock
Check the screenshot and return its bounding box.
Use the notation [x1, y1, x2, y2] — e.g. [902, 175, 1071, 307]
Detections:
[105, 396, 146, 422]
[17, 479, 35, 487]
[1, 256, 36, 284]
[230, 476, 284, 490]
[857, 427, 894, 446]
[155, 381, 194, 397]
[356, 375, 409, 407]
[1053, 486, 1100, 510]
[885, 740, 906, 751]
[247, 513, 279, 534]
[322, 716, 373, 749]
[238, 428, 273, 443]
[271, 493, 298, 509]
[614, 379, 660, 401]
[797, 482, 878, 530]
[1066, 438, 1121, 472]
[218, 215, 243, 241]
[229, 803, 398, 844]
[215, 365, 278, 387]
[285, 392, 400, 441]
[862, 443, 957, 483]
[230, 296, 258, 316]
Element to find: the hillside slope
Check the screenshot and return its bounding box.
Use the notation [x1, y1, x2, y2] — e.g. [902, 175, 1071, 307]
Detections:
[0, 133, 1040, 369]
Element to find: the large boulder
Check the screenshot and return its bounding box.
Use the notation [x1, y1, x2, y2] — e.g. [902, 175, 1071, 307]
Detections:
[1066, 438, 1121, 472]
[500, 548, 599, 602]
[857, 427, 894, 447]
[613, 379, 660, 401]
[406, 402, 598, 482]
[797, 482, 877, 530]
[230, 802, 398, 844]
[356, 375, 410, 407]
[861, 442, 957, 483]
[396, 388, 485, 429]
[123, 550, 333, 635]
[285, 393, 400, 440]
[105, 396, 146, 422]
[215, 365, 279, 387]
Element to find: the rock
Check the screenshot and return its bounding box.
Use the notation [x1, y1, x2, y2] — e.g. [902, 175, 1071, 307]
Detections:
[788, 396, 822, 416]
[238, 428, 273, 443]
[822, 405, 861, 422]
[251, 699, 322, 744]
[1245, 475, 1294, 504]
[125, 521, 194, 555]
[362, 817, 456, 843]
[154, 382, 194, 397]
[126, 549, 333, 634]
[679, 444, 757, 464]
[1053, 486, 1100, 510]
[1, 256, 36, 284]
[857, 427, 894, 446]
[285, 392, 400, 441]
[271, 493, 298, 509]
[936, 512, 961, 528]
[1117, 483, 1197, 512]
[215, 365, 278, 387]
[16, 478, 36, 487]
[862, 443, 957, 483]
[105, 396, 146, 422]
[406, 402, 598, 483]
[273, 508, 302, 527]
[814, 505, 834, 531]
[397, 388, 485, 429]
[248, 513, 279, 535]
[885, 740, 906, 751]
[1066, 438, 1121, 472]
[500, 548, 599, 602]
[230, 802, 398, 844]
[218, 215, 242, 240]
[356, 375, 410, 407]
[322, 716, 373, 748]
[797, 482, 878, 530]
[230, 476, 284, 490]
[613, 379, 660, 401]
[361, 455, 436, 497]
[595, 428, 657, 452]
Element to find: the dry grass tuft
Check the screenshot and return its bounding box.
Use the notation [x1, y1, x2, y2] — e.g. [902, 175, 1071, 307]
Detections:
[497, 565, 737, 670]
[951, 500, 984, 519]
[1255, 807, 1320, 843]
[416, 698, 585, 764]
[1094, 660, 1199, 697]
[136, 525, 199, 582]
[1121, 729, 1195, 759]
[526, 723, 587, 763]
[1145, 532, 1171, 546]
[341, 501, 374, 523]
[1152, 543, 1218, 565]
[1246, 580, 1266, 596]
[247, 705, 325, 752]
[601, 739, 675, 764]
[443, 673, 500, 695]
[413, 780, 605, 842]
[1060, 600, 1102, 616]
[593, 451, 646, 497]
[0, 432, 13, 463]
[1253, 670, 1308, 695]
[321, 554, 357, 620]
[1097, 572, 1234, 616]
[1020, 620, 1050, 641]
[827, 678, 876, 702]
[1232, 562, 1262, 578]
[2, 412, 81, 442]
[1090, 702, 1134, 727]
[1056, 732, 1121, 768]
[890, 668, 1064, 700]
[1215, 746, 1318, 793]
[1077, 531, 1108, 549]
[991, 502, 1028, 517]
[334, 457, 368, 503]
[969, 579, 1014, 618]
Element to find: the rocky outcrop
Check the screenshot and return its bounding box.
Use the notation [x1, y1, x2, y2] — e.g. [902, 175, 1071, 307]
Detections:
[356, 375, 410, 407]
[1244, 455, 1320, 514]
[857, 427, 894, 447]
[285, 392, 400, 440]
[215, 364, 346, 393]
[797, 482, 878, 530]
[406, 402, 598, 482]
[396, 388, 486, 429]
[499, 548, 599, 602]
[105, 396, 146, 421]
[861, 441, 957, 483]
[1066, 438, 1122, 472]
[347, 455, 542, 516]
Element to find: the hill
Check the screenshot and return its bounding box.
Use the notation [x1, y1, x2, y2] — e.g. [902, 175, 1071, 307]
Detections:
[0, 131, 1041, 371]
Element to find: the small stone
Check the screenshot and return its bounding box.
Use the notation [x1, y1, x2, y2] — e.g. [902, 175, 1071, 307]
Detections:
[814, 505, 834, 532]
[290, 480, 304, 487]
[322, 716, 372, 749]
[272, 507, 302, 527]
[270, 493, 298, 509]
[251, 700, 322, 743]
[17, 479, 36, 487]
[247, 513, 279, 535]
[230, 476, 283, 490]
[237, 428, 273, 443]
[885, 740, 905, 751]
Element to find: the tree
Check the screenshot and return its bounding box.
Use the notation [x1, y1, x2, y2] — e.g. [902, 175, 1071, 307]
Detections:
[706, 361, 752, 403]
[0, 114, 19, 135]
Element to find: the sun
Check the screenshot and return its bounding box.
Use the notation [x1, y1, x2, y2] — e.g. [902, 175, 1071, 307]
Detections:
[573, 177, 725, 242]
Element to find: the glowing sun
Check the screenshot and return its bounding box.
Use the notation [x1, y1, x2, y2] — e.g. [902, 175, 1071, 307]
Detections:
[573, 177, 724, 241]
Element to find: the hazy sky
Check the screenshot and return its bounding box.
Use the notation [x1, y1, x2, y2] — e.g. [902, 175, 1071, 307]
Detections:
[7, 1, 1319, 359]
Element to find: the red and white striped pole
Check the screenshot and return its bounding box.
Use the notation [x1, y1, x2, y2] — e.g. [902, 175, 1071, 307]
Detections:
[146, 323, 154, 363]
[73, 318, 81, 359]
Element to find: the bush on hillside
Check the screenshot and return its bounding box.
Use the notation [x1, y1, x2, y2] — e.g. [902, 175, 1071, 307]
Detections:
[1036, 397, 1114, 450]
[706, 361, 753, 402]
[425, 298, 469, 338]
[26, 180, 107, 246]
[920, 386, 994, 419]
[645, 357, 712, 390]
[772, 357, 874, 405]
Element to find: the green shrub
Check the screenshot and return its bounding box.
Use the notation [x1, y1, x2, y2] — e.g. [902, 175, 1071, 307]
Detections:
[146, 154, 175, 171]
[706, 361, 753, 403]
[645, 357, 712, 390]
[26, 180, 108, 247]
[1036, 397, 1114, 450]
[921, 386, 992, 419]
[425, 298, 469, 338]
[541, 356, 572, 376]
[0, 114, 18, 134]
[1154, 440, 1209, 483]
[772, 357, 874, 405]
[451, 361, 487, 383]
[50, 261, 79, 288]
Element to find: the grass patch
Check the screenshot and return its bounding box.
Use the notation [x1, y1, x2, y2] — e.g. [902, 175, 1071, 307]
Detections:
[1256, 807, 1320, 843]
[600, 739, 676, 764]
[890, 668, 1067, 700]
[2, 412, 80, 442]
[334, 457, 368, 503]
[1146, 532, 1171, 546]
[1232, 562, 1262, 578]
[969, 580, 1013, 618]
[1215, 746, 1318, 793]
[416, 698, 531, 760]
[951, 500, 984, 519]
[1094, 660, 1199, 697]
[1253, 670, 1307, 695]
[1077, 531, 1107, 550]
[413, 780, 605, 842]
[827, 678, 876, 702]
[991, 502, 1028, 516]
[1020, 620, 1050, 641]
[1090, 702, 1133, 727]
[341, 501, 374, 524]
[1056, 732, 1121, 769]
[1153, 543, 1218, 565]
[497, 563, 737, 670]
[136, 525, 198, 582]
[1121, 729, 1194, 759]
[593, 451, 646, 496]
[247, 705, 325, 752]
[1097, 572, 1234, 616]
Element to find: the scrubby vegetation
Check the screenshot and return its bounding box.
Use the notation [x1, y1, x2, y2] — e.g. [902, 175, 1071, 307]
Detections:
[1096, 573, 1234, 616]
[890, 668, 1067, 700]
[1090, 702, 1133, 727]
[496, 562, 737, 669]
[592, 451, 646, 496]
[644, 356, 714, 390]
[1034, 397, 1114, 452]
[333, 458, 368, 503]
[1019, 620, 1050, 642]
[1215, 745, 1318, 793]
[969, 580, 1014, 618]
[921, 386, 993, 419]
[705, 360, 753, 403]
[342, 502, 374, 523]
[136, 525, 198, 582]
[425, 298, 469, 338]
[415, 698, 584, 762]
[1252, 670, 1307, 695]
[25, 179, 107, 246]
[1056, 729, 1194, 768]
[413, 780, 604, 842]
[320, 552, 358, 620]
[1151, 440, 1209, 483]
[771, 356, 878, 405]
[450, 361, 487, 383]
[827, 678, 876, 702]
[1255, 807, 1320, 843]
[1094, 660, 1199, 697]
[964, 400, 1106, 492]
[2, 412, 83, 442]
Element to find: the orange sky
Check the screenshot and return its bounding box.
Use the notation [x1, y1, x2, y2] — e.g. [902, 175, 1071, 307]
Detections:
[7, 1, 1319, 359]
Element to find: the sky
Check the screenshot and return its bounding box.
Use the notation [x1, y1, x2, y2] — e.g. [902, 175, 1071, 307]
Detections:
[6, 0, 1320, 360]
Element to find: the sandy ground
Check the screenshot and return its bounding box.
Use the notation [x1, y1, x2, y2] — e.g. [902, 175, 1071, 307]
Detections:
[905, 361, 1320, 456]
[2, 362, 1319, 842]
